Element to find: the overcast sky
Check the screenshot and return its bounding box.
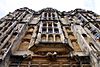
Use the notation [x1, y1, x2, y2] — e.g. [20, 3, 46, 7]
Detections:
[0, 0, 99, 18]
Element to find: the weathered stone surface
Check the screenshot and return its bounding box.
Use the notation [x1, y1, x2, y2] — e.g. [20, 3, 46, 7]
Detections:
[0, 7, 100, 67]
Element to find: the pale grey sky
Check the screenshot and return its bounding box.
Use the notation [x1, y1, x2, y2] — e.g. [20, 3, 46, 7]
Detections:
[0, 0, 99, 18]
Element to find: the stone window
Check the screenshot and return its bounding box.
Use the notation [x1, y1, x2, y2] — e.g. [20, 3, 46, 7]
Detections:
[41, 34, 46, 41]
[44, 13, 47, 17]
[52, 13, 55, 17]
[54, 28, 59, 33]
[54, 23, 57, 27]
[48, 28, 52, 33]
[48, 34, 53, 42]
[42, 28, 46, 33]
[48, 22, 52, 27]
[43, 23, 47, 26]
[55, 35, 61, 42]
[48, 13, 51, 17]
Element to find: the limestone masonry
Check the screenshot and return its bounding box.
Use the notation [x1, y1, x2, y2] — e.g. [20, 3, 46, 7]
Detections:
[0, 7, 100, 67]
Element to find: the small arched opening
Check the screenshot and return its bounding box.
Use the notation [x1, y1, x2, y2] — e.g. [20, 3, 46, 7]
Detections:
[55, 35, 61, 42]
[48, 35, 53, 42]
[41, 34, 46, 41]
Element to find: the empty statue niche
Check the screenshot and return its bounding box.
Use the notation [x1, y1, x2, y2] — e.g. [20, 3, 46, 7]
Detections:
[65, 27, 71, 33]
[18, 40, 29, 51]
[23, 32, 32, 40]
[55, 35, 61, 42]
[23, 26, 34, 40]
[18, 29, 32, 51]
[41, 34, 46, 41]
[71, 41, 81, 51]
[48, 34, 54, 42]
